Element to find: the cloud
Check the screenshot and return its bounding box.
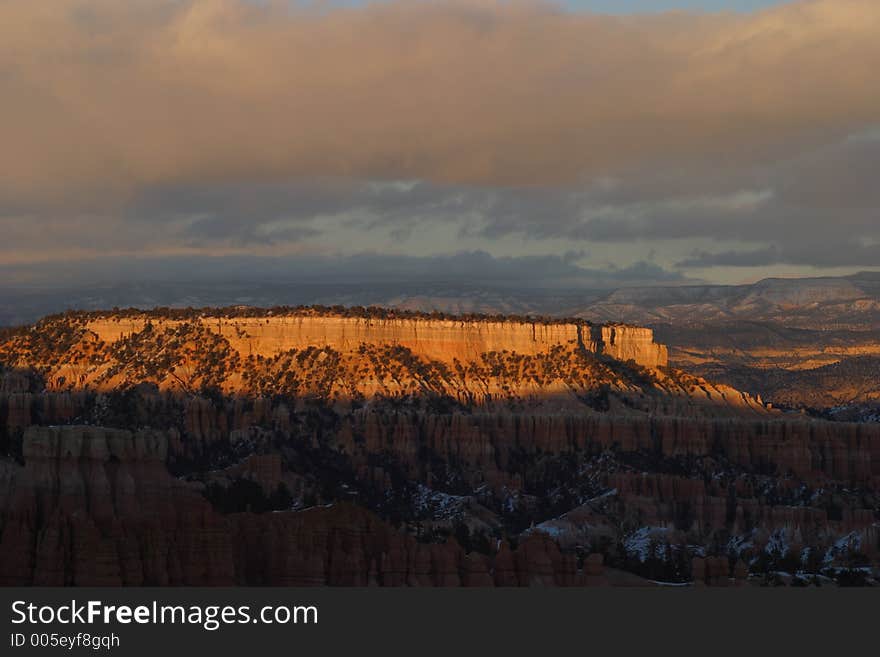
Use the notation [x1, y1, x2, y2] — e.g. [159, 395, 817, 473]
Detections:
[2, 131, 876, 274]
[677, 243, 880, 268]
[1, 0, 879, 205]
[676, 247, 781, 268]
[0, 250, 688, 289]
[1, 0, 879, 282]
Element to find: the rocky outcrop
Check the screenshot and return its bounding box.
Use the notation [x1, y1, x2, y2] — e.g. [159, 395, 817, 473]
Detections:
[82, 313, 667, 370]
[333, 411, 880, 489]
[0, 425, 231, 586]
[0, 425, 617, 586]
[591, 325, 668, 370]
[1, 397, 876, 586]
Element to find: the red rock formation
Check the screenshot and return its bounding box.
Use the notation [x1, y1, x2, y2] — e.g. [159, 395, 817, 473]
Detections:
[593, 325, 668, 369]
[332, 411, 880, 490]
[83, 314, 667, 370]
[0, 309, 876, 587]
[0, 426, 615, 586]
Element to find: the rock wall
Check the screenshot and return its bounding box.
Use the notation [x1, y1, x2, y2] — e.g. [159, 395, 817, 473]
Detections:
[3, 390, 874, 488]
[333, 410, 880, 489]
[0, 426, 609, 586]
[1, 395, 877, 586]
[83, 314, 668, 369]
[594, 325, 669, 370]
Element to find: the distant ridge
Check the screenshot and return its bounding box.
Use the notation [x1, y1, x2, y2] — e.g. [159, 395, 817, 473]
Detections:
[1, 271, 879, 328]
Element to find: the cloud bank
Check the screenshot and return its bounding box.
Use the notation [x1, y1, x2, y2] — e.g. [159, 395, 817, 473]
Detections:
[0, 0, 878, 282]
[0, 250, 687, 289]
[2, 0, 879, 199]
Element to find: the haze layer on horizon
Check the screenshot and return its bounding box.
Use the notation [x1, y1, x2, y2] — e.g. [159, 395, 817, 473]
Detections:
[1, 0, 878, 288]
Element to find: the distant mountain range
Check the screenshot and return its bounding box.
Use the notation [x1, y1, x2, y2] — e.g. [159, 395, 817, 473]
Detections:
[3, 271, 880, 329]
[5, 272, 879, 412]
[578, 272, 880, 330]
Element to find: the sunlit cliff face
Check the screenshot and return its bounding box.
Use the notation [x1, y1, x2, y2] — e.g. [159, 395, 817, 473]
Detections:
[1, 0, 879, 284]
[3, 309, 783, 417]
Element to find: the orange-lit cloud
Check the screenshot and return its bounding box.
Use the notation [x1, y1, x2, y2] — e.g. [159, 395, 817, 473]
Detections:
[1, 0, 878, 206]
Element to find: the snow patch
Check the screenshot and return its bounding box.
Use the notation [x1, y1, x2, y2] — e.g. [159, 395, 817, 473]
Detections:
[624, 526, 670, 563]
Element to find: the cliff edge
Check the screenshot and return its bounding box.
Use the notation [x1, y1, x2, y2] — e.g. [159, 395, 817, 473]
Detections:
[82, 312, 668, 370]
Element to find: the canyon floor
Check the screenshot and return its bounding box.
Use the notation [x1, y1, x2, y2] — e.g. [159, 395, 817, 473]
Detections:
[0, 304, 877, 586]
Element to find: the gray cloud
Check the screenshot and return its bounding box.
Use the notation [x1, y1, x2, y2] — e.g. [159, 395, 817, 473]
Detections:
[677, 243, 880, 269]
[676, 247, 782, 268]
[3, 129, 876, 273]
[0, 250, 688, 289]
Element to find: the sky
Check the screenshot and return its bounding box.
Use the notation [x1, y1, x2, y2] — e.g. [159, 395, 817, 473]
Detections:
[1, 0, 878, 289]
[331, 1, 791, 14]
[566, 1, 787, 12]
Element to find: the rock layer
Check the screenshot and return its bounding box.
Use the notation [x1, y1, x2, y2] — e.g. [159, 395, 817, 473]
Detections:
[0, 426, 609, 586]
[83, 313, 667, 369]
